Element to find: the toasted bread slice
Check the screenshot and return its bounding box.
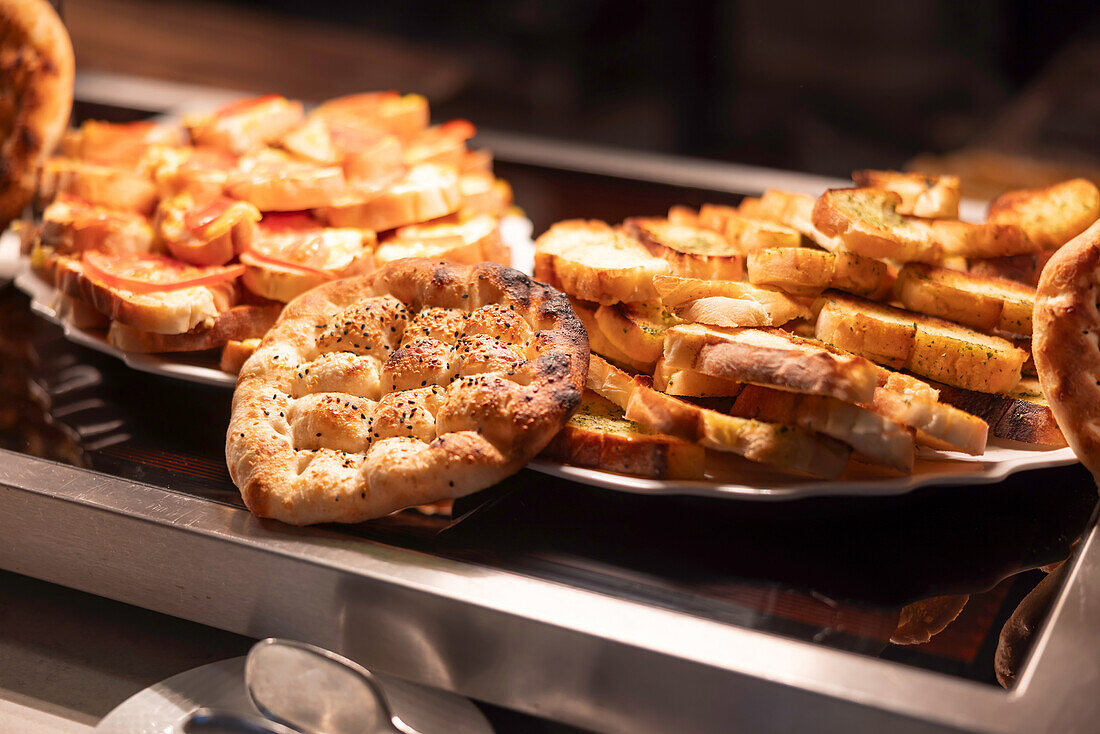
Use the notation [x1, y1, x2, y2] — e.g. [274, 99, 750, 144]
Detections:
[146, 144, 237, 202]
[459, 171, 513, 217]
[663, 324, 878, 404]
[660, 358, 987, 455]
[851, 170, 960, 219]
[108, 302, 281, 353]
[653, 358, 744, 397]
[894, 263, 1035, 335]
[813, 188, 940, 263]
[695, 204, 802, 251]
[38, 158, 158, 215]
[752, 190, 818, 236]
[932, 378, 1065, 446]
[867, 385, 988, 455]
[225, 148, 347, 211]
[185, 95, 304, 155]
[653, 275, 810, 327]
[815, 292, 917, 369]
[742, 189, 851, 251]
[312, 92, 429, 141]
[569, 297, 653, 373]
[156, 193, 261, 267]
[402, 120, 475, 168]
[625, 383, 851, 478]
[623, 216, 743, 280]
[588, 356, 851, 477]
[317, 163, 462, 232]
[595, 301, 681, 367]
[220, 337, 261, 374]
[540, 391, 706, 479]
[967, 251, 1053, 287]
[240, 213, 375, 302]
[48, 253, 239, 334]
[377, 213, 503, 265]
[987, 178, 1100, 250]
[746, 247, 890, 298]
[41, 194, 156, 255]
[815, 292, 1026, 393]
[281, 117, 405, 196]
[729, 384, 915, 472]
[534, 219, 669, 305]
[63, 120, 185, 167]
[930, 219, 1037, 259]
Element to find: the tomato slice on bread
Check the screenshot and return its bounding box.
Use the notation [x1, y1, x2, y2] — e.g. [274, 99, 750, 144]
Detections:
[81, 251, 244, 292]
[241, 212, 342, 277]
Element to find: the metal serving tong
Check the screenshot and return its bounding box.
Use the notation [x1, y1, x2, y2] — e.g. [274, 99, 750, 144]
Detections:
[182, 638, 420, 734]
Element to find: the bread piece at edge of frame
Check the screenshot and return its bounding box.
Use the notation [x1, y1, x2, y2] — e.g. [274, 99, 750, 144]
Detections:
[987, 178, 1100, 251]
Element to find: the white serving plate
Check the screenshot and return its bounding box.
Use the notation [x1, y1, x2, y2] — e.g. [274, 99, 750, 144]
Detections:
[7, 215, 536, 389]
[529, 439, 1078, 500]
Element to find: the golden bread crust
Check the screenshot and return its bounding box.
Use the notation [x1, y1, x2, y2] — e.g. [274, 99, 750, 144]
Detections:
[108, 303, 281, 353]
[221, 338, 261, 374]
[1034, 219, 1100, 473]
[227, 259, 589, 524]
[47, 253, 240, 334]
[0, 0, 74, 228]
[813, 188, 941, 263]
[540, 391, 705, 479]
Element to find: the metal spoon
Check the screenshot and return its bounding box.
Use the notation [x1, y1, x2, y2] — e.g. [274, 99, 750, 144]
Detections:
[245, 638, 420, 734]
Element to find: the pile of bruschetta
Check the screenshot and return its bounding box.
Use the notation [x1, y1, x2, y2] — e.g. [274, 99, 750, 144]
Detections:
[21, 92, 515, 371]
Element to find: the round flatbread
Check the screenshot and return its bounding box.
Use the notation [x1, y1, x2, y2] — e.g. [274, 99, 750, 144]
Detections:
[0, 0, 74, 228]
[227, 259, 589, 524]
[1033, 219, 1100, 482]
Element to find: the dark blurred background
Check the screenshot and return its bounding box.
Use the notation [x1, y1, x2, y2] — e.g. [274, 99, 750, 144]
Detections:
[66, 0, 1100, 197]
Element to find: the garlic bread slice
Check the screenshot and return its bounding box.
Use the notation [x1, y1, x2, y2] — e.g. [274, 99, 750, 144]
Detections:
[654, 275, 810, 327]
[813, 187, 941, 263]
[932, 378, 1065, 447]
[747, 247, 890, 298]
[895, 263, 1035, 335]
[930, 219, 1037, 259]
[851, 170, 960, 219]
[987, 178, 1100, 250]
[695, 204, 802, 251]
[569, 297, 653, 373]
[729, 384, 915, 472]
[663, 359, 987, 455]
[623, 216, 743, 280]
[534, 219, 669, 304]
[653, 358, 744, 397]
[595, 301, 681, 366]
[815, 292, 1026, 393]
[541, 390, 705, 479]
[815, 293, 917, 370]
[624, 382, 851, 478]
[663, 324, 878, 404]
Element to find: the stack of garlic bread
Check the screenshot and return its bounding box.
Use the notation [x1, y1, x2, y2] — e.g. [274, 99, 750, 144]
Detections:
[23, 92, 517, 367]
[537, 170, 1100, 481]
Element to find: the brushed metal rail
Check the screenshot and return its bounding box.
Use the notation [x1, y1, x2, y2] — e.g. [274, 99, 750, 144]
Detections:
[1, 450, 1097, 733]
